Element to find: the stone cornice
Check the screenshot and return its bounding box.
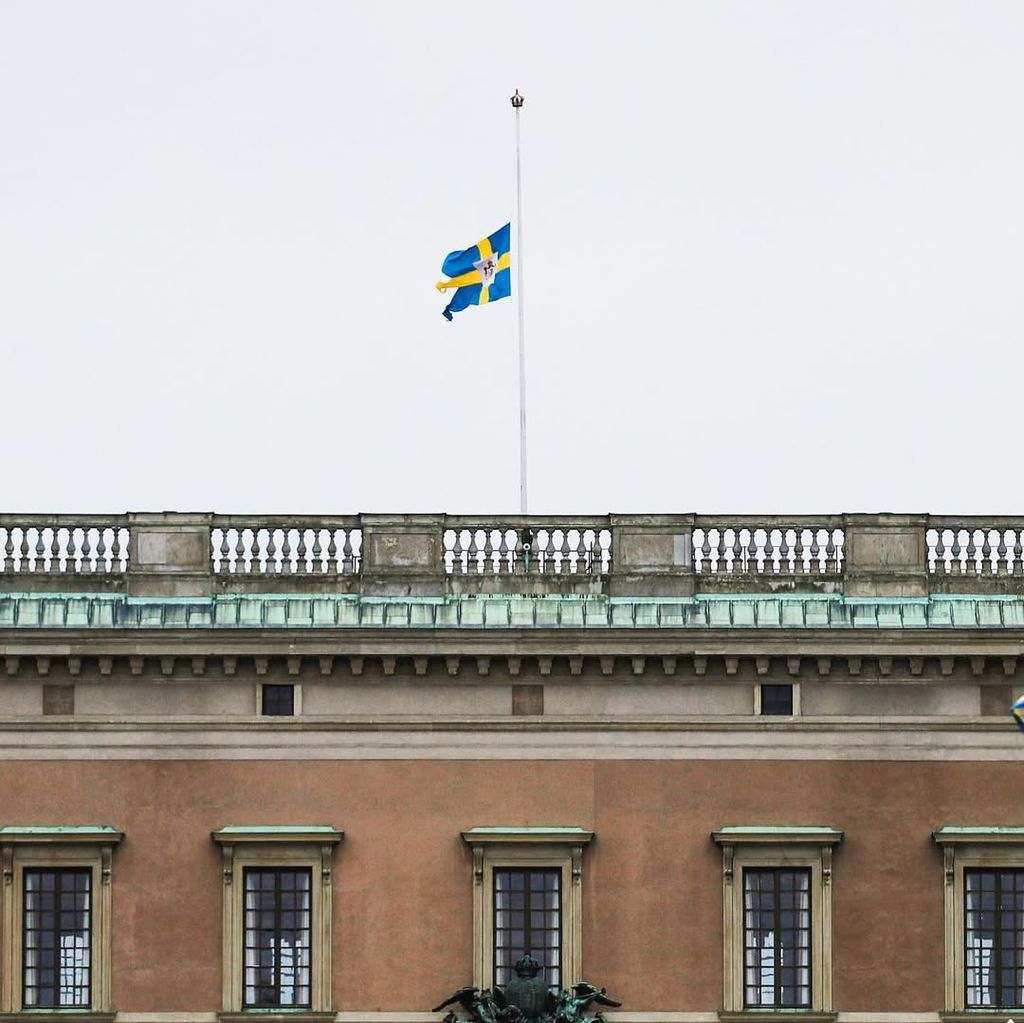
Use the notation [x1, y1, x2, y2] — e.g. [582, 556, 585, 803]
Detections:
[2, 646, 1021, 681]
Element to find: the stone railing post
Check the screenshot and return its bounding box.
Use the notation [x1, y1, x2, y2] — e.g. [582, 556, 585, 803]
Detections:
[842, 513, 929, 597]
[126, 512, 213, 597]
[358, 514, 446, 596]
[608, 514, 695, 596]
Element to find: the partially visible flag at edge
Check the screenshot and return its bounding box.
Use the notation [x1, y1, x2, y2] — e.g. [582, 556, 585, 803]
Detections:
[435, 223, 511, 321]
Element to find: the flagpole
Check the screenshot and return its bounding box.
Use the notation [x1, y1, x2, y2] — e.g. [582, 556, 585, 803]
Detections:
[511, 89, 528, 515]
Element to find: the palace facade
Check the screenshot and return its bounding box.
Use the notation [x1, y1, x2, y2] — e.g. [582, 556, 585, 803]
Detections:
[0, 512, 1021, 1023]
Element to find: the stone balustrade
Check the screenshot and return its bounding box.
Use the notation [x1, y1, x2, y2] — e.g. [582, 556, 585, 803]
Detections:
[0, 516, 130, 580]
[1, 512, 1023, 598]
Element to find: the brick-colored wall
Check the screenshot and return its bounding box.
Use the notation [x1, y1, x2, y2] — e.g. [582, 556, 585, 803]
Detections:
[0, 759, 1020, 1012]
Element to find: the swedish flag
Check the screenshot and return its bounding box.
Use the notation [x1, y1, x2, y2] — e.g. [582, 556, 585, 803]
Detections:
[435, 223, 511, 321]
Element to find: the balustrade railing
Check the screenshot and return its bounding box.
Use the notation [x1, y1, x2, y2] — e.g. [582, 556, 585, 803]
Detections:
[0, 517, 130, 574]
[211, 518, 362, 575]
[443, 518, 612, 575]
[692, 518, 845, 576]
[927, 519, 1024, 576]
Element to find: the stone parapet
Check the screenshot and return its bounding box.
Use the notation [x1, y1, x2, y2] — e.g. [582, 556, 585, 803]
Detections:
[2, 511, 1024, 598]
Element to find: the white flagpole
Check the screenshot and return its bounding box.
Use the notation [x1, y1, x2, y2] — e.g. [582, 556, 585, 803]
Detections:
[511, 89, 528, 514]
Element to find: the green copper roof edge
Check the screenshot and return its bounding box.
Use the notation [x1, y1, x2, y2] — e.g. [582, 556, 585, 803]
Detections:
[463, 826, 592, 835]
[933, 826, 1024, 835]
[0, 825, 121, 835]
[213, 825, 340, 834]
[714, 826, 842, 835]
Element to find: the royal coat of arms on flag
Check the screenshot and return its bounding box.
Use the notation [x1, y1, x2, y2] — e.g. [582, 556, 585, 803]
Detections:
[435, 223, 511, 320]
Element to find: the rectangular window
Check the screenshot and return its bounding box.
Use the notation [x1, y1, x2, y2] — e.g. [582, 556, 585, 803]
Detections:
[23, 868, 91, 1008]
[493, 868, 561, 989]
[965, 869, 1024, 1008]
[743, 868, 811, 1008]
[243, 868, 312, 1008]
[262, 684, 295, 717]
[760, 684, 794, 716]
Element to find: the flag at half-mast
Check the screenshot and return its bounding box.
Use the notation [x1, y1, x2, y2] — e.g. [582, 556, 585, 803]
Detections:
[435, 223, 511, 321]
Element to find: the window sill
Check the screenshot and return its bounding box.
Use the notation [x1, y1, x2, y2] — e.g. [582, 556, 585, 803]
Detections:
[218, 1013, 336, 1023]
[940, 1013, 1023, 1023]
[719, 1013, 837, 1023]
[0, 1014, 116, 1023]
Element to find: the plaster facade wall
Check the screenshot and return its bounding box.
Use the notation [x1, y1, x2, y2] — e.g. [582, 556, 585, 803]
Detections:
[0, 759, 1020, 1014]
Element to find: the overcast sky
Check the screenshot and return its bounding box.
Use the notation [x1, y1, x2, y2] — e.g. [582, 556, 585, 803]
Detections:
[1, 2, 1021, 515]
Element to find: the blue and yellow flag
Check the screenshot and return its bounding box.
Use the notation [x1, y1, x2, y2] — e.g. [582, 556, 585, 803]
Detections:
[435, 223, 511, 321]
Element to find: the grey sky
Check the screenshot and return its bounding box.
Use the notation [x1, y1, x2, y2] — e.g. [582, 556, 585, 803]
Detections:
[1, 1, 1021, 514]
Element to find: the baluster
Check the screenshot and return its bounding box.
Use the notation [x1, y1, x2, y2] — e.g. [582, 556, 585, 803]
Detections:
[934, 530, 946, 574]
[46, 527, 59, 572]
[492, 529, 506, 574]
[777, 529, 789, 574]
[700, 529, 711, 574]
[236, 529, 248, 574]
[295, 528, 308, 574]
[326, 529, 339, 575]
[792, 528, 805, 574]
[573, 529, 587, 575]
[964, 529, 978, 575]
[277, 529, 290, 574]
[96, 528, 108, 573]
[343, 530, 356, 574]
[19, 529, 30, 572]
[537, 528, 551, 574]
[35, 528, 46, 572]
[980, 529, 993, 576]
[726, 528, 740, 574]
[467, 529, 481, 575]
[66, 528, 78, 573]
[217, 529, 229, 573]
[1012, 530, 1024, 576]
[559, 529, 571, 575]
[808, 529, 821, 574]
[760, 529, 773, 573]
[488, 529, 502, 574]
[2, 529, 11, 572]
[262, 529, 275, 574]
[110, 528, 123, 574]
[83, 527, 95, 573]
[452, 530, 465, 574]
[825, 530, 837, 574]
[993, 529, 1006, 576]
[311, 529, 323, 574]
[949, 530, 962, 576]
[743, 529, 756, 573]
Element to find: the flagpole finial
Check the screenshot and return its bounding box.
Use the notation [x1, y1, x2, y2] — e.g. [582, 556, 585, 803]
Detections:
[511, 89, 524, 108]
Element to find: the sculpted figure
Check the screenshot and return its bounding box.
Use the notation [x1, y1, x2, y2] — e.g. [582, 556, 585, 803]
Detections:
[434, 953, 620, 1023]
[501, 954, 554, 1023]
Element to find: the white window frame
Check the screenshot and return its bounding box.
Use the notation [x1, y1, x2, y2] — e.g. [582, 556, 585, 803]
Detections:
[933, 826, 1024, 1021]
[0, 825, 122, 1021]
[462, 827, 594, 991]
[712, 826, 842, 1023]
[212, 826, 342, 1023]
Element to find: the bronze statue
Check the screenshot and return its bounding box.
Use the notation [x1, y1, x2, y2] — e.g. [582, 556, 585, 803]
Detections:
[434, 954, 620, 1023]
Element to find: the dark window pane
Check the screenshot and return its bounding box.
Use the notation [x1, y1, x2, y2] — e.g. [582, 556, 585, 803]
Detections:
[761, 684, 794, 716]
[493, 869, 561, 989]
[243, 868, 311, 1008]
[262, 684, 295, 717]
[743, 868, 811, 1008]
[23, 869, 91, 1008]
[966, 869, 1024, 1008]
